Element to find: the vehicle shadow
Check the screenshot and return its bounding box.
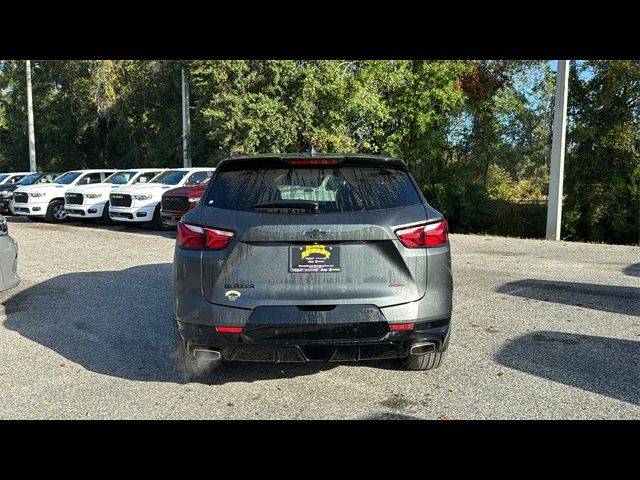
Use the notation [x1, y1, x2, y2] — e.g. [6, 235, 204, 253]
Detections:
[496, 279, 640, 317]
[363, 412, 424, 420]
[201, 361, 335, 385]
[624, 263, 640, 277]
[5, 216, 32, 223]
[1, 263, 329, 384]
[69, 221, 177, 239]
[5, 215, 176, 239]
[495, 331, 639, 406]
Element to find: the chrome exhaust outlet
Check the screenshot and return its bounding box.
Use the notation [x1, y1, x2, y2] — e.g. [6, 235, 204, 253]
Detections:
[409, 342, 436, 355]
[192, 348, 221, 360]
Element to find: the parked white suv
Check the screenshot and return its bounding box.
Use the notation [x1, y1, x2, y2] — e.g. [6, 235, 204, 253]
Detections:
[64, 169, 164, 223]
[109, 168, 215, 229]
[13, 169, 117, 223]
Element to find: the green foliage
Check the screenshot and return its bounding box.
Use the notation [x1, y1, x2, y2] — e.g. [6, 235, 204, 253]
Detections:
[563, 60, 640, 245]
[424, 177, 490, 233]
[485, 199, 547, 238]
[0, 60, 183, 172]
[0, 59, 637, 244]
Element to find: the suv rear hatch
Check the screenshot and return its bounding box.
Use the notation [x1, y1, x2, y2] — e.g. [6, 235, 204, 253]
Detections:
[198, 156, 434, 309]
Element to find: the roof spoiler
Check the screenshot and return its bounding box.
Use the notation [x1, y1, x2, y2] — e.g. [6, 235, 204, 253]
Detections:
[215, 153, 407, 172]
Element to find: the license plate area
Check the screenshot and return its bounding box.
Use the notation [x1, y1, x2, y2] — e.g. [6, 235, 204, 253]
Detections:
[289, 244, 340, 273]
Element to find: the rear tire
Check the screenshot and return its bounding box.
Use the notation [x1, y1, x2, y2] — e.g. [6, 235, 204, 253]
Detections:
[174, 320, 221, 382]
[403, 351, 446, 371]
[45, 199, 68, 223]
[403, 334, 449, 371]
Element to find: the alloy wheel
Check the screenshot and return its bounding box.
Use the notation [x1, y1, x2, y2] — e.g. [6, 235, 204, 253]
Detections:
[53, 204, 67, 220]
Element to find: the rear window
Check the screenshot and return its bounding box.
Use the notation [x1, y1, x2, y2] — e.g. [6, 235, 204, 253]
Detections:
[205, 166, 421, 213]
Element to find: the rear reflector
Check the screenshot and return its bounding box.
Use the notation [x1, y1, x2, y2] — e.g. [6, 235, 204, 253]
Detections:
[395, 219, 448, 248]
[177, 221, 234, 250]
[285, 159, 342, 165]
[215, 326, 244, 334]
[389, 323, 415, 331]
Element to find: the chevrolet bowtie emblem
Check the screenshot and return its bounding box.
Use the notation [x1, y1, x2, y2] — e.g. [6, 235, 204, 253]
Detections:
[302, 228, 330, 237]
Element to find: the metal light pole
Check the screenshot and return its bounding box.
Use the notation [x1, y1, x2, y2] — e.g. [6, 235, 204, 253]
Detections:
[545, 60, 570, 241]
[181, 66, 192, 168]
[26, 60, 37, 172]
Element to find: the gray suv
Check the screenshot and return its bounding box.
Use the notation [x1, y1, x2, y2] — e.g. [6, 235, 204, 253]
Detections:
[172, 153, 452, 381]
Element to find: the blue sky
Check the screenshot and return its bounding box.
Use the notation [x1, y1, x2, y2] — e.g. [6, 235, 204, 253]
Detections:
[549, 60, 593, 80]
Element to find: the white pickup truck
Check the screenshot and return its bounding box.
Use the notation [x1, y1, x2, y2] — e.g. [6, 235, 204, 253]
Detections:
[64, 169, 164, 223]
[109, 168, 215, 229]
[13, 169, 117, 223]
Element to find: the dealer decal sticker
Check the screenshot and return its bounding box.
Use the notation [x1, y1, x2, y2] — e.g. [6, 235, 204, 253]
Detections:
[301, 244, 331, 260]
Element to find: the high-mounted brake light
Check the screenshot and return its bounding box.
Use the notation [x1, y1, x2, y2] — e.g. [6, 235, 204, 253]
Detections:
[285, 159, 341, 165]
[389, 323, 415, 331]
[177, 221, 234, 250]
[395, 220, 448, 248]
[215, 326, 244, 334]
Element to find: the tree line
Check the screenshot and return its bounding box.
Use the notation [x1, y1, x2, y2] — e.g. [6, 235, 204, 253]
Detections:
[0, 60, 637, 244]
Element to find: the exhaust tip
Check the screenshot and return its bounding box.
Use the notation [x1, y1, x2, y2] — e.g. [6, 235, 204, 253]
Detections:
[409, 342, 436, 355]
[192, 348, 221, 360]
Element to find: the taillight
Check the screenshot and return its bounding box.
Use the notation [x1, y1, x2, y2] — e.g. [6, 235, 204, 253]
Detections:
[177, 222, 205, 249]
[285, 159, 341, 165]
[177, 221, 234, 250]
[395, 220, 448, 248]
[205, 227, 234, 250]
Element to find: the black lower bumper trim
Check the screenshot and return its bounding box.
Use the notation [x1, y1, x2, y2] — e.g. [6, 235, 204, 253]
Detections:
[176, 318, 450, 363]
[227, 343, 405, 362]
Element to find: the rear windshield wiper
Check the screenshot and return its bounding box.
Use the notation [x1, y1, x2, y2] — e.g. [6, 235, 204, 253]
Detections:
[253, 201, 319, 212]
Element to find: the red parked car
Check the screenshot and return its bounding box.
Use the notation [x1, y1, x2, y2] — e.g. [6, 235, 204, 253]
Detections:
[160, 174, 212, 228]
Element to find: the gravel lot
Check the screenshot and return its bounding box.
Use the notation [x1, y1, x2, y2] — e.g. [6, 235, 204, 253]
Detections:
[0, 217, 638, 419]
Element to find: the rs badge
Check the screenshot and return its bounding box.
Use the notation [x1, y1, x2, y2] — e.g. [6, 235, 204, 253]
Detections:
[225, 290, 241, 302]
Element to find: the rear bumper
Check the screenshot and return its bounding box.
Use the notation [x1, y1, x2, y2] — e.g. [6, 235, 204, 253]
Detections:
[175, 316, 450, 363]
